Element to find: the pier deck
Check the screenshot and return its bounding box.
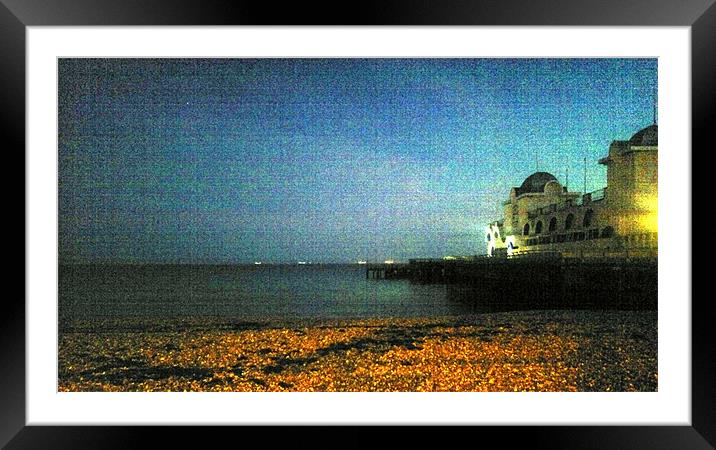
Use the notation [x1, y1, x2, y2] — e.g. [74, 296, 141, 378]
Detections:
[366, 254, 657, 309]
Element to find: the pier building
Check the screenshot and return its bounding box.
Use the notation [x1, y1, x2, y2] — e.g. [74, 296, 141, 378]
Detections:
[485, 124, 658, 258]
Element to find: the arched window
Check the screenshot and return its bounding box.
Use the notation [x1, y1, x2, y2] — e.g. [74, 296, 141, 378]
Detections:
[601, 226, 614, 238]
[486, 233, 491, 241]
[583, 209, 594, 228]
[535, 220, 543, 234]
[548, 217, 557, 233]
[523, 223, 530, 236]
[565, 213, 574, 230]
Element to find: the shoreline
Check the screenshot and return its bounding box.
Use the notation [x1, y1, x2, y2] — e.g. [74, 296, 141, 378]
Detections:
[59, 310, 657, 392]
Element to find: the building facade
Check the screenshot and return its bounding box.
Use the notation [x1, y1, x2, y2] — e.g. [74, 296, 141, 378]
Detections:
[485, 124, 658, 258]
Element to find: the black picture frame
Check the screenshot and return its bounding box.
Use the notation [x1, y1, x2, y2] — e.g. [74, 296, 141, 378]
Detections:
[4, 0, 711, 448]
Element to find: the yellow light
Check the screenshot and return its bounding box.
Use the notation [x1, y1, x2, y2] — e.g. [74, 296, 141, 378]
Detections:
[636, 194, 658, 233]
[638, 212, 658, 233]
[636, 194, 658, 213]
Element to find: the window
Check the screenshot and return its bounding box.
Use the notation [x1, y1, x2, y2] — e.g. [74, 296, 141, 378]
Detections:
[535, 220, 543, 234]
[486, 233, 491, 241]
[601, 226, 614, 238]
[565, 213, 574, 230]
[583, 209, 594, 228]
[548, 217, 557, 232]
[523, 223, 530, 236]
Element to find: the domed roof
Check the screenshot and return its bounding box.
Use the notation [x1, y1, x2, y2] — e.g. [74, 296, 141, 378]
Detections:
[515, 172, 558, 196]
[629, 124, 658, 146]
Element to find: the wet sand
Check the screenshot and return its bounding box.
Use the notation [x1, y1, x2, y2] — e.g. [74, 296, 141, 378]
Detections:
[58, 310, 657, 392]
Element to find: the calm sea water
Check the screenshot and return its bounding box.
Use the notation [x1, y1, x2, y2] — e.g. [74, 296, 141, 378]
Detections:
[59, 264, 497, 323]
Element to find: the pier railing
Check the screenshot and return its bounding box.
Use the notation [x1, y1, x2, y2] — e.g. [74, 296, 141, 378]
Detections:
[527, 188, 607, 217]
[407, 248, 656, 264]
[396, 250, 656, 268]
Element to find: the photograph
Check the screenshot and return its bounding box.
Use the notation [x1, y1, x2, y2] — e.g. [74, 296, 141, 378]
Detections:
[57, 57, 659, 393]
[5, 0, 710, 444]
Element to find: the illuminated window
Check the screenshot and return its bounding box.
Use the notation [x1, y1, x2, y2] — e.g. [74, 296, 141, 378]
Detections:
[565, 213, 574, 230]
[535, 221, 543, 234]
[549, 217, 557, 232]
[523, 223, 530, 236]
[583, 209, 594, 228]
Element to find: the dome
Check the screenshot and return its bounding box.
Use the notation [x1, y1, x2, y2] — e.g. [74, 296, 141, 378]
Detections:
[515, 172, 558, 196]
[629, 124, 658, 146]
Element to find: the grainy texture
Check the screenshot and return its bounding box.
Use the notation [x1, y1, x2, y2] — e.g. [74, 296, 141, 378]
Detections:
[58, 310, 657, 392]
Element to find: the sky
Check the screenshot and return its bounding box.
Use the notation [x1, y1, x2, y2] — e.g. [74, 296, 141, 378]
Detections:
[58, 58, 657, 263]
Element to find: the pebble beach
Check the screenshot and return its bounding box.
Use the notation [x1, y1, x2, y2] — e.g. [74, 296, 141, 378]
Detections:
[58, 310, 657, 392]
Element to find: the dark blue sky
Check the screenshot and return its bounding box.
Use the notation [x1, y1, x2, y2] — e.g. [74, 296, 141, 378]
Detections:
[58, 58, 657, 263]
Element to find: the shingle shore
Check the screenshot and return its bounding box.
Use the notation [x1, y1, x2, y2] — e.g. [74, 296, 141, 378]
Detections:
[58, 310, 657, 392]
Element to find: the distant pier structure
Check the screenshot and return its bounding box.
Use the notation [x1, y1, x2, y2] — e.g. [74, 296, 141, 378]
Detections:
[365, 263, 411, 280]
[366, 252, 657, 309]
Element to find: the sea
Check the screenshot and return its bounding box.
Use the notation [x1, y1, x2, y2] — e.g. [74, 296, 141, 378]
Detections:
[58, 263, 507, 324]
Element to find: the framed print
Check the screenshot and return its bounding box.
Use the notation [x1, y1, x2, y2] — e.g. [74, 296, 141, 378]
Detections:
[4, 0, 713, 448]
